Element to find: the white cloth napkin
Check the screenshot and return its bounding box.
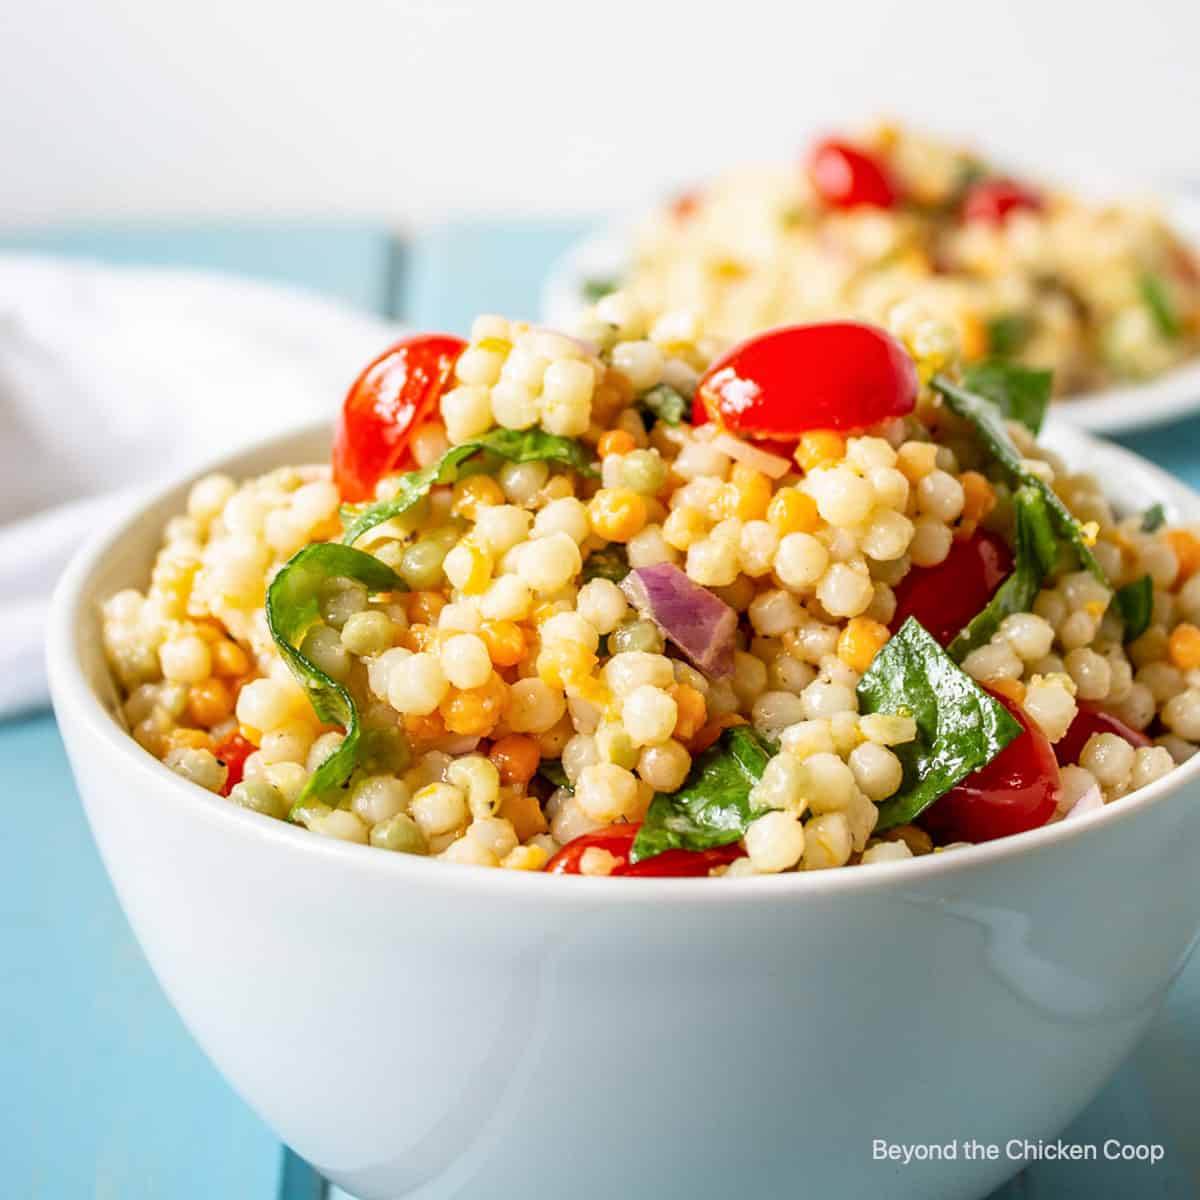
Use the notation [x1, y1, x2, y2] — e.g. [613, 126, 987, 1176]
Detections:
[0, 254, 399, 717]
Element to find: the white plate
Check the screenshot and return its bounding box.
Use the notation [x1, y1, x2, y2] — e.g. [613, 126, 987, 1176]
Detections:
[541, 193, 1200, 435]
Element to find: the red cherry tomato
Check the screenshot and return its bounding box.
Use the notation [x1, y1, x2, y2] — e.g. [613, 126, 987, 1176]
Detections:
[670, 187, 703, 221]
[545, 823, 745, 877]
[922, 693, 1061, 844]
[962, 178, 1043, 226]
[332, 334, 467, 502]
[1055, 701, 1152, 767]
[213, 732, 256, 796]
[807, 138, 900, 210]
[694, 322, 918, 438]
[890, 529, 1014, 646]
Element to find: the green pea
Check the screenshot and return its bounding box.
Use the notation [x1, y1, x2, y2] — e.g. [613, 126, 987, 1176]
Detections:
[229, 779, 289, 820]
[620, 449, 667, 496]
[370, 812, 429, 854]
[610, 618, 665, 655]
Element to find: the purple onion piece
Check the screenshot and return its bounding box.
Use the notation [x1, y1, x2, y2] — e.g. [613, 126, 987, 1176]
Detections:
[619, 564, 737, 679]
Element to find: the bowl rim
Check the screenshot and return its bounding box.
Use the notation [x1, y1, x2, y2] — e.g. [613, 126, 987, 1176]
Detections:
[47, 417, 1200, 905]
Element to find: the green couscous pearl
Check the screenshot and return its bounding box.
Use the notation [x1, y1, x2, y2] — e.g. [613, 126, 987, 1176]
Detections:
[620, 449, 667, 496]
[400, 538, 450, 590]
[610, 618, 666, 655]
[229, 779, 289, 820]
[370, 812, 429, 854]
[341, 610, 394, 657]
[319, 577, 369, 629]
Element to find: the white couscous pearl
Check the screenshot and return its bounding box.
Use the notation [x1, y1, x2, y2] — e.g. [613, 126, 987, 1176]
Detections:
[507, 678, 567, 733]
[848, 741, 903, 803]
[775, 533, 829, 590]
[474, 505, 532, 554]
[411, 783, 469, 836]
[441, 385, 493, 444]
[1022, 678, 1078, 743]
[998, 612, 1055, 662]
[803, 812, 853, 869]
[159, 635, 212, 684]
[816, 563, 874, 618]
[745, 811, 806, 873]
[533, 497, 591, 544]
[518, 532, 582, 593]
[1080, 732, 1135, 790]
[351, 775, 410, 825]
[622, 685, 678, 747]
[236, 677, 295, 732]
[808, 466, 875, 526]
[387, 652, 449, 716]
[441, 634, 492, 690]
[576, 762, 640, 822]
[637, 740, 692, 791]
[908, 519, 953, 567]
[576, 578, 628, 634]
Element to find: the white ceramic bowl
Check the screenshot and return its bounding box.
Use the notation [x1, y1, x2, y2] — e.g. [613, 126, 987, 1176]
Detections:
[541, 192, 1200, 435]
[47, 422, 1200, 1200]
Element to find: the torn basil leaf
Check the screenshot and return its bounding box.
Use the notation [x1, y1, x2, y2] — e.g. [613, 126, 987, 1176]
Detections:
[1140, 273, 1181, 340]
[947, 485, 1057, 662]
[984, 313, 1035, 360]
[341, 428, 597, 547]
[266, 543, 404, 809]
[1115, 575, 1154, 643]
[630, 725, 772, 862]
[582, 277, 619, 302]
[581, 544, 630, 584]
[537, 760, 571, 792]
[859, 618, 1024, 831]
[932, 372, 1108, 584]
[1140, 502, 1166, 533]
[961, 360, 1053, 435]
[637, 382, 692, 427]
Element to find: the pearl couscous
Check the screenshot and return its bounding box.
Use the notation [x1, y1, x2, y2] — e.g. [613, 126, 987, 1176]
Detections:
[610, 122, 1200, 398]
[103, 293, 1199, 877]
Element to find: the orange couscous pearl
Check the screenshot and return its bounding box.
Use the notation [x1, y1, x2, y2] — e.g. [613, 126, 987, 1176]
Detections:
[988, 677, 1028, 705]
[537, 641, 597, 690]
[405, 591, 446, 626]
[959, 471, 996, 525]
[186, 677, 234, 728]
[451, 475, 505, 519]
[480, 620, 527, 667]
[1168, 623, 1200, 671]
[836, 618, 891, 674]
[588, 488, 648, 542]
[720, 463, 772, 521]
[597, 429, 637, 458]
[498, 787, 549, 842]
[440, 674, 508, 736]
[670, 683, 708, 742]
[767, 487, 820, 535]
[960, 313, 988, 361]
[404, 710, 447, 742]
[1165, 530, 1200, 584]
[211, 639, 250, 678]
[167, 727, 212, 752]
[795, 431, 846, 472]
[489, 733, 541, 785]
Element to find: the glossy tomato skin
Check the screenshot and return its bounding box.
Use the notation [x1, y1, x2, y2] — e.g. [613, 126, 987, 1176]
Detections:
[807, 139, 900, 210]
[213, 732, 256, 796]
[921, 693, 1061, 844]
[545, 823, 745, 877]
[1055, 701, 1152, 767]
[962, 178, 1043, 225]
[694, 322, 918, 438]
[332, 334, 466, 502]
[890, 529, 1014, 646]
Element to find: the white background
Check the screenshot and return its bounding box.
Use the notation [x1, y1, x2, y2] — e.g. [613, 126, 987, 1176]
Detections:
[1, 0, 1197, 227]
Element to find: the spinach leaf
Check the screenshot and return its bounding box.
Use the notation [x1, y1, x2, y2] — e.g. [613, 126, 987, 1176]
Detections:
[961, 360, 1053, 435]
[630, 725, 773, 862]
[581, 544, 630, 584]
[637, 383, 692, 427]
[932, 372, 1107, 583]
[947, 485, 1056, 661]
[537, 760, 571, 792]
[341, 427, 597, 547]
[1115, 574, 1154, 643]
[265, 543, 404, 809]
[985, 313, 1035, 360]
[858, 618, 1024, 831]
[1140, 273, 1181, 339]
[1141, 502, 1166, 533]
[582, 277, 619, 302]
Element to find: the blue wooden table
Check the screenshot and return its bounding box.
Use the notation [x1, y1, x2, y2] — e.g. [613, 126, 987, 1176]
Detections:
[4, 221, 1200, 1200]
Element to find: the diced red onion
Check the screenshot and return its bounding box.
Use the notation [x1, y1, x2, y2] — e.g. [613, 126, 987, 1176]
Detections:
[712, 431, 792, 478]
[1060, 783, 1103, 822]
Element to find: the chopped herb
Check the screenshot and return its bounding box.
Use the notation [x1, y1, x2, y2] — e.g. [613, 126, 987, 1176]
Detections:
[630, 725, 772, 862]
[859, 618, 1024, 831]
[538, 760, 571, 792]
[1140, 273, 1181, 339]
[961, 360, 1053, 435]
[582, 277, 619, 302]
[1141, 502, 1166, 533]
[947, 485, 1057, 661]
[1115, 575, 1154, 643]
[581, 544, 630, 584]
[341, 428, 597, 547]
[265, 544, 404, 810]
[932, 372, 1108, 584]
[637, 382, 692, 426]
[985, 313, 1035, 360]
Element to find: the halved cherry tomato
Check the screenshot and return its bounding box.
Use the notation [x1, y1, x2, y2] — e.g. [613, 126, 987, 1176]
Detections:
[1055, 701, 1152, 767]
[962, 178, 1043, 226]
[890, 529, 1014, 646]
[694, 322, 918, 438]
[213, 732, 256, 796]
[545, 823, 744, 877]
[807, 138, 900, 210]
[921, 692, 1061, 844]
[332, 334, 466, 502]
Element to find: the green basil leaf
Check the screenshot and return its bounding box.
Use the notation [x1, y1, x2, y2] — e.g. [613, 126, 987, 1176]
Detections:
[858, 618, 1024, 831]
[265, 543, 404, 809]
[947, 485, 1056, 661]
[1140, 502, 1166, 533]
[932, 372, 1108, 584]
[1140, 273, 1181, 340]
[580, 544, 630, 584]
[637, 382, 692, 427]
[961, 360, 1052, 435]
[537, 760, 571, 791]
[984, 313, 1035, 360]
[341, 428, 597, 547]
[630, 725, 773, 862]
[582, 277, 618, 302]
[1115, 574, 1154, 643]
